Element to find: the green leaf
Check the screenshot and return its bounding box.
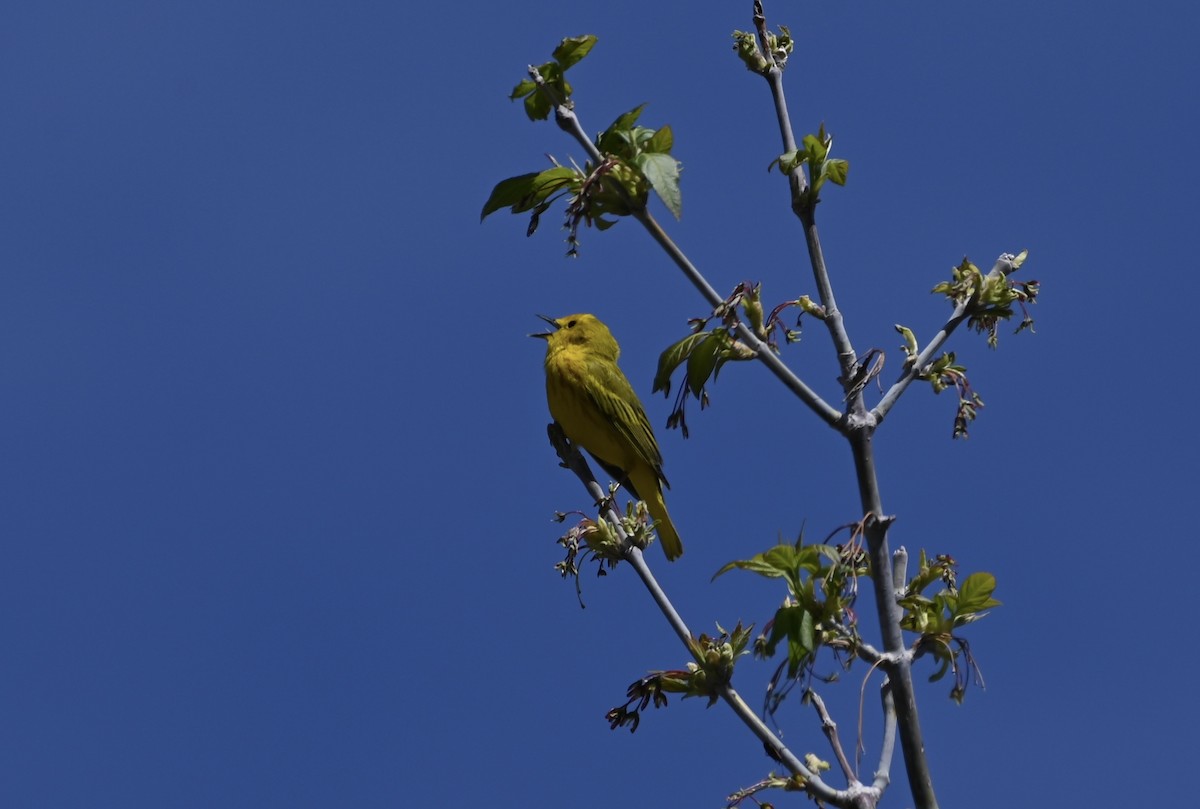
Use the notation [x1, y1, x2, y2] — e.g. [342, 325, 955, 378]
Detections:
[610, 103, 647, 130]
[771, 149, 802, 175]
[712, 544, 799, 581]
[687, 331, 725, 398]
[481, 173, 540, 221]
[628, 125, 654, 145]
[637, 152, 682, 219]
[597, 104, 648, 153]
[479, 167, 577, 220]
[604, 129, 637, 156]
[801, 133, 828, 163]
[796, 544, 836, 576]
[653, 331, 710, 394]
[763, 604, 817, 677]
[523, 91, 551, 121]
[761, 544, 803, 574]
[509, 78, 536, 100]
[525, 167, 577, 204]
[928, 653, 951, 683]
[797, 609, 815, 659]
[713, 557, 778, 581]
[553, 35, 598, 70]
[823, 158, 849, 186]
[956, 572, 1001, 615]
[645, 124, 673, 154]
[895, 324, 919, 361]
[513, 61, 570, 121]
[719, 540, 838, 578]
[764, 604, 803, 653]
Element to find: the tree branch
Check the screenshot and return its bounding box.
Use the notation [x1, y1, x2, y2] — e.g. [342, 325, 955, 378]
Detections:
[632, 210, 844, 429]
[872, 679, 897, 793]
[717, 683, 869, 807]
[751, 3, 860, 389]
[749, 3, 941, 805]
[807, 689, 859, 786]
[546, 425, 874, 807]
[851, 435, 939, 809]
[531, 9, 974, 803]
[529, 64, 845, 430]
[872, 254, 1015, 423]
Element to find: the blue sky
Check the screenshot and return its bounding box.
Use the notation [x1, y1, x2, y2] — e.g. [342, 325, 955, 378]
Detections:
[2, 1, 1196, 806]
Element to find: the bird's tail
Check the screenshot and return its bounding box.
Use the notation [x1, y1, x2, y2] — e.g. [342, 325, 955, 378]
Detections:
[644, 486, 683, 561]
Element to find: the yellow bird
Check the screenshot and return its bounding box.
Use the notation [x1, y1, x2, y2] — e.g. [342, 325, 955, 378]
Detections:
[533, 313, 683, 561]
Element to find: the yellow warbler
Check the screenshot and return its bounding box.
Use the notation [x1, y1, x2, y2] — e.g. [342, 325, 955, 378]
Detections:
[533, 313, 683, 560]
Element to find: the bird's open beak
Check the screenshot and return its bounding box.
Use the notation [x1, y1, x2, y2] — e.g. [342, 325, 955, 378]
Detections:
[530, 314, 559, 339]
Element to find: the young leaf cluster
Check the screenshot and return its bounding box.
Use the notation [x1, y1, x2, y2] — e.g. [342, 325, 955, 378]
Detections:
[553, 496, 659, 606]
[652, 328, 753, 437]
[606, 623, 754, 732]
[770, 124, 850, 211]
[596, 103, 682, 220]
[932, 251, 1038, 348]
[732, 24, 793, 73]
[482, 37, 683, 253]
[651, 283, 823, 436]
[548, 104, 682, 256]
[924, 351, 983, 439]
[478, 164, 578, 238]
[508, 35, 597, 121]
[895, 250, 1034, 436]
[726, 773, 811, 809]
[899, 552, 1001, 703]
[715, 538, 867, 686]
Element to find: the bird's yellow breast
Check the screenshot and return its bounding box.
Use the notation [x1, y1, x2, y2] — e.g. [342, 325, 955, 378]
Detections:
[544, 345, 639, 472]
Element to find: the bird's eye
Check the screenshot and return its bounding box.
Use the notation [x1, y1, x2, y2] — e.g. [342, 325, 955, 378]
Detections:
[567, 319, 577, 328]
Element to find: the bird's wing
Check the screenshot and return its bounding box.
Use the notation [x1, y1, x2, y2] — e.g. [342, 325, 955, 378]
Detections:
[584, 356, 670, 488]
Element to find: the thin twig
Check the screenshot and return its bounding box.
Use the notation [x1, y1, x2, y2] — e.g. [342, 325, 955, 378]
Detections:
[892, 546, 909, 599]
[872, 255, 1014, 422]
[633, 210, 844, 428]
[752, 4, 860, 390]
[548, 426, 858, 806]
[872, 679, 897, 792]
[717, 683, 863, 807]
[855, 655, 886, 775]
[807, 689, 858, 785]
[872, 302, 969, 422]
[530, 64, 845, 430]
[801, 209, 861, 399]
